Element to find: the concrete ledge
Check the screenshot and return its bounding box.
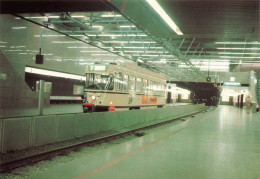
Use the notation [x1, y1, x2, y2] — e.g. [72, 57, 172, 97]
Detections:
[57, 114, 76, 141]
[0, 104, 207, 153]
[33, 116, 57, 147]
[1, 117, 32, 152]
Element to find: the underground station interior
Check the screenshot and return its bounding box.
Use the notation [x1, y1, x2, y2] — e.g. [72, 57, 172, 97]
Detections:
[1, 0, 260, 178]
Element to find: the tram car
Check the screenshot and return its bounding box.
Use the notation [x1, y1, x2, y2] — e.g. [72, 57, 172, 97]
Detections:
[82, 63, 166, 112]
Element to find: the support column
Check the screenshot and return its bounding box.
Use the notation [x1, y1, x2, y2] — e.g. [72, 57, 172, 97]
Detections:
[38, 80, 45, 115]
[250, 70, 256, 112]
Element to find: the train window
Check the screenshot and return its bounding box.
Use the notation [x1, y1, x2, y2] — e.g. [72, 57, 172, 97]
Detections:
[159, 83, 163, 96]
[86, 73, 94, 88]
[154, 82, 159, 95]
[163, 84, 166, 96]
[85, 73, 114, 90]
[136, 78, 142, 93]
[115, 73, 123, 91]
[129, 76, 135, 92]
[153, 81, 157, 95]
[123, 75, 128, 91]
[156, 82, 160, 95]
[148, 80, 153, 94]
[143, 79, 147, 94]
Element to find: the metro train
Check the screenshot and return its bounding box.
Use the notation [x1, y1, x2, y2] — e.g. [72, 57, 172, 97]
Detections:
[82, 64, 167, 112]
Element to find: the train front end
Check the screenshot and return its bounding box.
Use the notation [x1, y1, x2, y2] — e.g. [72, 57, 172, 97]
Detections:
[82, 65, 114, 112]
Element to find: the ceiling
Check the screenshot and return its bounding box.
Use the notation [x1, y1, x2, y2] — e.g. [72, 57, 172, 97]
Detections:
[0, 0, 259, 82]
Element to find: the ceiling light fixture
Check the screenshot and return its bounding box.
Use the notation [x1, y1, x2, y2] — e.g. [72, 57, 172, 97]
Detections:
[217, 47, 260, 50]
[34, 35, 65, 37]
[218, 52, 260, 55]
[114, 46, 163, 49]
[215, 42, 260, 45]
[92, 26, 103, 28]
[24, 16, 47, 19]
[80, 51, 108, 53]
[220, 56, 260, 59]
[120, 25, 136, 28]
[101, 15, 122, 17]
[71, 16, 85, 18]
[12, 27, 27, 30]
[146, 0, 183, 35]
[25, 67, 85, 81]
[52, 41, 83, 44]
[102, 41, 156, 44]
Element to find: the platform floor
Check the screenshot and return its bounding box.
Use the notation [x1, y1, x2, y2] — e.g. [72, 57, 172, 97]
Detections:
[20, 105, 260, 179]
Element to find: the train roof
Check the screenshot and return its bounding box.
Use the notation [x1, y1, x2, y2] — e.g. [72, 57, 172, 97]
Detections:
[85, 63, 166, 83]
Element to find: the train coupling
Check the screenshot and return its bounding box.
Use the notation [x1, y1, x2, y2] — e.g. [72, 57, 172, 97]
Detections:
[82, 102, 95, 113]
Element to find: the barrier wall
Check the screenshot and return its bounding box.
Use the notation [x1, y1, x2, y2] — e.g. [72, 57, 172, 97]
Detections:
[0, 104, 207, 153]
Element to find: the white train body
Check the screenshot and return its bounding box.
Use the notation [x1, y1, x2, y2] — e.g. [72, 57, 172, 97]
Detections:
[82, 64, 166, 112]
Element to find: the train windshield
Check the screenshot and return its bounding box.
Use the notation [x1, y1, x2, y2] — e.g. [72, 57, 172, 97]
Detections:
[85, 73, 114, 90]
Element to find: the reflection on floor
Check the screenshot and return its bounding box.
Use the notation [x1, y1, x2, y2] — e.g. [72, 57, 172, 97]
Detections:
[22, 105, 260, 179]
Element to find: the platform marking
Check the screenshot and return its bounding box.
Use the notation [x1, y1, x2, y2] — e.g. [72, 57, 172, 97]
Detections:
[74, 108, 216, 179]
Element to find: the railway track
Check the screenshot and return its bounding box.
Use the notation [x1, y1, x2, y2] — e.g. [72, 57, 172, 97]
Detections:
[0, 107, 212, 173]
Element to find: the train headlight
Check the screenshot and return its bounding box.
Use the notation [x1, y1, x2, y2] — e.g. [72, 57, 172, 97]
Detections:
[91, 95, 96, 100]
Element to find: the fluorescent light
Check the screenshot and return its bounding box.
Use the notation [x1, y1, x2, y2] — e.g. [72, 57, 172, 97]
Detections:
[70, 35, 85, 37]
[48, 16, 60, 18]
[124, 51, 144, 53]
[71, 16, 85, 18]
[102, 41, 156, 44]
[91, 54, 118, 56]
[52, 41, 83, 44]
[88, 34, 147, 37]
[220, 56, 260, 59]
[92, 25, 103, 28]
[101, 15, 122, 17]
[146, 0, 183, 35]
[218, 52, 260, 55]
[0, 46, 6, 48]
[5, 49, 22, 52]
[120, 25, 136, 28]
[127, 34, 147, 37]
[34, 35, 66, 37]
[215, 42, 260, 45]
[80, 51, 108, 53]
[123, 50, 166, 53]
[0, 41, 7, 43]
[25, 67, 85, 81]
[12, 27, 27, 30]
[139, 55, 160, 57]
[217, 47, 260, 50]
[24, 16, 46, 19]
[114, 46, 163, 49]
[67, 46, 97, 49]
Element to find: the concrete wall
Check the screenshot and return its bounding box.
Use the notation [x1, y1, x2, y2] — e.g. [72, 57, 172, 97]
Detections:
[0, 104, 207, 153]
[0, 51, 49, 109]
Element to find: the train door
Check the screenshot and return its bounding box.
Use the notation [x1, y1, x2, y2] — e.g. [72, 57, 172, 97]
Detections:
[229, 96, 234, 105]
[167, 92, 172, 103]
[240, 94, 244, 108]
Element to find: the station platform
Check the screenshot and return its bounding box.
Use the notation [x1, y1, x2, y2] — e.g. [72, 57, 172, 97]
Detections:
[22, 105, 260, 179]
